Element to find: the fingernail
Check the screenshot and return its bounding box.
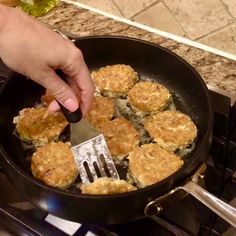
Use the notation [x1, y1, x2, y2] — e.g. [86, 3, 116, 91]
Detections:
[64, 98, 78, 112]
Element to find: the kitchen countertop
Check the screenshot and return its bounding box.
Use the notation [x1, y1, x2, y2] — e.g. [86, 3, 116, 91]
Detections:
[37, 2, 236, 95]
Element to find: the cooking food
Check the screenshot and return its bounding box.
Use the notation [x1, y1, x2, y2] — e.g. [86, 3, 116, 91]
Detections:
[13, 107, 68, 146]
[85, 96, 115, 126]
[144, 110, 197, 152]
[128, 143, 184, 187]
[12, 63, 198, 194]
[80, 177, 136, 194]
[95, 118, 140, 160]
[2, 37, 214, 224]
[92, 64, 138, 97]
[31, 141, 79, 189]
[127, 81, 171, 117]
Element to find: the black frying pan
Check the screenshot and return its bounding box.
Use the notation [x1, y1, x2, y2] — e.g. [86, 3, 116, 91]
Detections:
[0, 36, 234, 226]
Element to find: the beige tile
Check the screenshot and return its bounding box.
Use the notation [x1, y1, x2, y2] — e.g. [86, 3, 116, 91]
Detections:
[222, 0, 236, 18]
[133, 2, 185, 36]
[164, 0, 233, 39]
[77, 0, 123, 16]
[198, 23, 236, 55]
[113, 0, 157, 18]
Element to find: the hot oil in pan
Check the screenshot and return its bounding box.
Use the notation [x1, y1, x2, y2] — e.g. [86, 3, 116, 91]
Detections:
[114, 94, 196, 155]
[111, 92, 196, 187]
[13, 78, 197, 193]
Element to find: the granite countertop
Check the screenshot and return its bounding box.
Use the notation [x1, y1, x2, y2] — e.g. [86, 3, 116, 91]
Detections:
[38, 2, 236, 95]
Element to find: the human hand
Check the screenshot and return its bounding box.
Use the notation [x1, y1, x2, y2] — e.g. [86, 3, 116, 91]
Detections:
[0, 4, 94, 114]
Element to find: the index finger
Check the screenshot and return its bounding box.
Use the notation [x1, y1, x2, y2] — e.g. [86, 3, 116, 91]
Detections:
[62, 50, 95, 115]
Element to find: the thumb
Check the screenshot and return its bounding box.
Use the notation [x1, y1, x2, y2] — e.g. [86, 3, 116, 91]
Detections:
[38, 69, 79, 112]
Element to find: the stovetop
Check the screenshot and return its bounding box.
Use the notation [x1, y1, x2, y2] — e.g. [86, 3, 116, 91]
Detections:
[0, 62, 236, 236]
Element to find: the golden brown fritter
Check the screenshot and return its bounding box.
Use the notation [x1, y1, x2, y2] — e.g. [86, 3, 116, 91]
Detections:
[92, 64, 138, 97]
[13, 107, 68, 146]
[95, 118, 140, 160]
[128, 143, 183, 187]
[85, 96, 115, 126]
[144, 110, 197, 152]
[127, 81, 171, 117]
[41, 90, 54, 107]
[31, 142, 78, 189]
[80, 177, 136, 194]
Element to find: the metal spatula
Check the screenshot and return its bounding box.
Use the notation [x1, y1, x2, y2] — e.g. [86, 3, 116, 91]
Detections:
[56, 70, 119, 184]
[70, 119, 119, 184]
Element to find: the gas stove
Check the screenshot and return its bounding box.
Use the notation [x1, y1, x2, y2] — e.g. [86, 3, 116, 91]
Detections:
[0, 62, 236, 236]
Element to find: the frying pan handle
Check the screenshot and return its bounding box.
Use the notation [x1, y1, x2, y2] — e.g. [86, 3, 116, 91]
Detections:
[180, 181, 236, 228]
[55, 70, 83, 123]
[145, 164, 236, 229]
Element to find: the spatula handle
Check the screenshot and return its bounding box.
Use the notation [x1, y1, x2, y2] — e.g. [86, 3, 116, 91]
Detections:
[56, 69, 83, 123]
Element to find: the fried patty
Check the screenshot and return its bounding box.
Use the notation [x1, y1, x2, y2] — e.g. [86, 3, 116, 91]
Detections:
[85, 96, 115, 126]
[128, 143, 183, 187]
[80, 177, 136, 194]
[92, 64, 138, 97]
[31, 142, 78, 189]
[95, 118, 140, 160]
[144, 110, 197, 152]
[127, 81, 171, 117]
[13, 107, 68, 146]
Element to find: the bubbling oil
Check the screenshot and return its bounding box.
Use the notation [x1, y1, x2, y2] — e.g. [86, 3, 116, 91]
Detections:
[14, 82, 197, 192]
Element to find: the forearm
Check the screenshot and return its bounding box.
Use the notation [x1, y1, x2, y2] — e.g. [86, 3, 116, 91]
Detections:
[0, 4, 94, 113]
[0, 4, 10, 32]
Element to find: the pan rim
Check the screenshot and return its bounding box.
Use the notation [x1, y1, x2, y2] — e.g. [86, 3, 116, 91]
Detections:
[0, 35, 213, 200]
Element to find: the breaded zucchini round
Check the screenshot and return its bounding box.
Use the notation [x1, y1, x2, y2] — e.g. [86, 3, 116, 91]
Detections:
[13, 107, 68, 146]
[127, 81, 171, 117]
[144, 110, 197, 152]
[31, 142, 78, 189]
[92, 64, 138, 97]
[95, 118, 140, 160]
[128, 143, 183, 187]
[85, 96, 115, 126]
[80, 177, 137, 194]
